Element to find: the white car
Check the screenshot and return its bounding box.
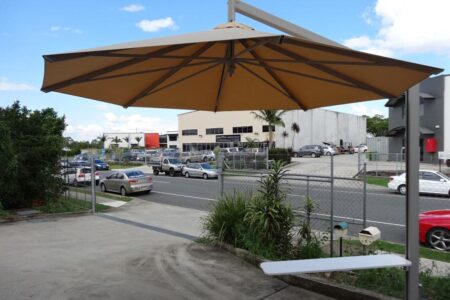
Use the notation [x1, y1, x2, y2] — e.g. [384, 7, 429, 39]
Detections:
[388, 170, 450, 196]
[354, 144, 368, 153]
[321, 145, 336, 156]
[61, 167, 100, 186]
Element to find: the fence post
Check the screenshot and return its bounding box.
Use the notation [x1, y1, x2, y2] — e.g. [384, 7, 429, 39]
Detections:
[358, 148, 361, 172]
[90, 157, 96, 213]
[266, 148, 269, 170]
[330, 154, 334, 257]
[218, 153, 224, 197]
[306, 175, 310, 199]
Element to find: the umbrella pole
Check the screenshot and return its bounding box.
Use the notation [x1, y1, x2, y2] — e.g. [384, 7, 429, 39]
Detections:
[405, 84, 420, 300]
[228, 0, 236, 22]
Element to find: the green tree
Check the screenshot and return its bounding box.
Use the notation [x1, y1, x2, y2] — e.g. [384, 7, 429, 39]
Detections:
[135, 136, 142, 146]
[0, 101, 65, 209]
[123, 136, 130, 148]
[252, 110, 286, 149]
[367, 114, 388, 137]
[282, 131, 289, 148]
[291, 122, 300, 149]
[109, 136, 122, 148]
[244, 137, 258, 148]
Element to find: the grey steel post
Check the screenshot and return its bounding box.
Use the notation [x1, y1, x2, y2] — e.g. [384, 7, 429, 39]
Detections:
[358, 148, 361, 173]
[228, 0, 236, 22]
[90, 157, 96, 213]
[218, 153, 224, 197]
[330, 154, 334, 257]
[405, 84, 420, 300]
[363, 163, 367, 229]
[306, 175, 310, 199]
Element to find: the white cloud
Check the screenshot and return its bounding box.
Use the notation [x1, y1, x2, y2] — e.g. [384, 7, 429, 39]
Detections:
[136, 17, 177, 32]
[64, 112, 177, 141]
[344, 0, 450, 56]
[50, 26, 82, 34]
[351, 103, 386, 117]
[0, 77, 35, 91]
[121, 4, 145, 12]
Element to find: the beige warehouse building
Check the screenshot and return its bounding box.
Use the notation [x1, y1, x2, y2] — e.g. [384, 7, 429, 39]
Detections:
[178, 109, 366, 151]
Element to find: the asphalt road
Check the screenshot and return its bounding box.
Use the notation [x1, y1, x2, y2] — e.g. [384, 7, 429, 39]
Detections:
[95, 171, 450, 244]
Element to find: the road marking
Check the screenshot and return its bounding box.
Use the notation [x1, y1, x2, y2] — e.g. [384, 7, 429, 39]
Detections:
[153, 180, 171, 184]
[294, 210, 405, 227]
[152, 191, 217, 202]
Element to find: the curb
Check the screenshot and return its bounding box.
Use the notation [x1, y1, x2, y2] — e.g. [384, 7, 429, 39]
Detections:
[217, 242, 398, 300]
[0, 210, 98, 224]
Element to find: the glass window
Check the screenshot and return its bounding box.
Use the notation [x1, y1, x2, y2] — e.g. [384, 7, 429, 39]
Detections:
[422, 172, 441, 181]
[125, 171, 145, 178]
[206, 128, 223, 135]
[117, 173, 125, 180]
[182, 129, 198, 136]
[262, 125, 275, 132]
[233, 126, 253, 133]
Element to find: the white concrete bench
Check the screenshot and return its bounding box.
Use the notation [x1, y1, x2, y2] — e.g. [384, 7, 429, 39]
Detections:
[260, 254, 411, 275]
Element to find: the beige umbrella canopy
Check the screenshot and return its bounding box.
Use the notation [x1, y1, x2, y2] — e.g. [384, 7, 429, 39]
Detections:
[41, 22, 441, 111]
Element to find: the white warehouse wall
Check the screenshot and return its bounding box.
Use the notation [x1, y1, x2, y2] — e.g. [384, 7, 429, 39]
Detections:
[276, 109, 367, 149]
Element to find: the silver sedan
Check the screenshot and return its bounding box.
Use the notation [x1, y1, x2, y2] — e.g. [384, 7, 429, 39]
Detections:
[182, 163, 218, 179]
[100, 170, 153, 196]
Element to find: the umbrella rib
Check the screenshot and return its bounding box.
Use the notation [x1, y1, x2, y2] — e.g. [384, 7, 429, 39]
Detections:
[241, 60, 357, 88]
[145, 62, 222, 97]
[89, 60, 220, 82]
[265, 43, 397, 99]
[41, 43, 192, 92]
[240, 40, 307, 110]
[236, 62, 290, 99]
[123, 42, 215, 108]
[214, 42, 230, 112]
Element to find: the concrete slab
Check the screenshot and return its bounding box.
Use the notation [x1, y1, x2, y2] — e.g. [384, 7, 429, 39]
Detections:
[0, 207, 332, 299]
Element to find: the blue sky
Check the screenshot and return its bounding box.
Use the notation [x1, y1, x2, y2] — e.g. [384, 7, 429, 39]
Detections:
[1, 0, 449, 141]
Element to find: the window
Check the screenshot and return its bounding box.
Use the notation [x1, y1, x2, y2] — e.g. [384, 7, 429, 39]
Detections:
[422, 172, 442, 181]
[182, 129, 198, 136]
[262, 125, 275, 132]
[206, 128, 223, 135]
[169, 135, 177, 141]
[232, 126, 253, 133]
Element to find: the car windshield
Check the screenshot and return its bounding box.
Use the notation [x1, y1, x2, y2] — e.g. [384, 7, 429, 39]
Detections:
[200, 163, 213, 169]
[168, 158, 181, 164]
[436, 172, 450, 180]
[125, 170, 145, 178]
[95, 160, 104, 163]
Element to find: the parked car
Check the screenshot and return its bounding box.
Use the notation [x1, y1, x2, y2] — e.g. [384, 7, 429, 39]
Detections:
[388, 170, 450, 196]
[354, 144, 368, 153]
[293, 145, 323, 158]
[100, 170, 153, 196]
[180, 152, 203, 164]
[94, 159, 109, 170]
[182, 163, 218, 179]
[61, 167, 100, 186]
[321, 145, 336, 156]
[419, 210, 450, 251]
[201, 150, 216, 161]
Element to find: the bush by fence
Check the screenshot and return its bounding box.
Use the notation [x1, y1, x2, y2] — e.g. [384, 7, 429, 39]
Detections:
[269, 148, 291, 164]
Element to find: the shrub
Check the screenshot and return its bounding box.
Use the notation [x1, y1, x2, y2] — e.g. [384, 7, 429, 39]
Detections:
[203, 191, 251, 247]
[0, 102, 65, 209]
[269, 148, 291, 164]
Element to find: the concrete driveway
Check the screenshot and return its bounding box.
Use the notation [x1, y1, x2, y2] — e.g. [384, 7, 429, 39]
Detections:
[0, 200, 332, 300]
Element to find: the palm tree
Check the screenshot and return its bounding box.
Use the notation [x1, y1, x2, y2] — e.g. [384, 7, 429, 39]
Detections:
[123, 136, 130, 148]
[252, 110, 286, 149]
[245, 137, 258, 148]
[135, 136, 142, 146]
[109, 136, 122, 148]
[98, 135, 107, 149]
[291, 122, 300, 149]
[282, 131, 289, 148]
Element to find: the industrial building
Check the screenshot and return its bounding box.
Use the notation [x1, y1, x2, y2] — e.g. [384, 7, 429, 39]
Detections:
[178, 109, 367, 151]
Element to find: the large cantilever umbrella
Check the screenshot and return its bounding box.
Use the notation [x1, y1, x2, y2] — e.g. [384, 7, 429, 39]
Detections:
[41, 22, 441, 111]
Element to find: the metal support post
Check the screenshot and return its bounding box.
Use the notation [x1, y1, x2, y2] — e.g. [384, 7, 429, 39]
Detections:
[330, 154, 334, 257]
[90, 157, 96, 213]
[405, 84, 420, 300]
[306, 176, 310, 199]
[358, 148, 361, 173]
[363, 163, 367, 229]
[228, 0, 236, 22]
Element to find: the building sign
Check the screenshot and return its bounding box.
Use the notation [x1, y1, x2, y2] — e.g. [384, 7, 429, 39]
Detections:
[438, 152, 450, 160]
[216, 134, 241, 143]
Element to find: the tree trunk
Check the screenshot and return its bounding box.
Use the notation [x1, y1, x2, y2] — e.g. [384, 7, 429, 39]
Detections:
[269, 127, 274, 149]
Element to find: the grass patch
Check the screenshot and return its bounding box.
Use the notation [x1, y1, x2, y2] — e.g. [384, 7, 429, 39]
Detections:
[344, 239, 450, 263]
[69, 187, 132, 202]
[0, 204, 11, 217]
[38, 197, 109, 214]
[364, 176, 389, 187]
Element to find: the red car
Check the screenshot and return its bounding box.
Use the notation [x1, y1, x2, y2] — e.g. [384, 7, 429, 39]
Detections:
[419, 210, 450, 251]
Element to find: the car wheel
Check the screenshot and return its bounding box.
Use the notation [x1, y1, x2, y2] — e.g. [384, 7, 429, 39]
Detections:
[326, 152, 331, 156]
[203, 173, 208, 180]
[203, 157, 207, 162]
[169, 169, 175, 177]
[144, 189, 151, 194]
[120, 187, 127, 196]
[186, 159, 191, 164]
[100, 183, 107, 192]
[293, 153, 298, 158]
[95, 180, 99, 186]
[153, 169, 159, 176]
[398, 185, 406, 195]
[427, 228, 450, 251]
[311, 152, 316, 158]
[73, 179, 78, 187]
[185, 172, 190, 178]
